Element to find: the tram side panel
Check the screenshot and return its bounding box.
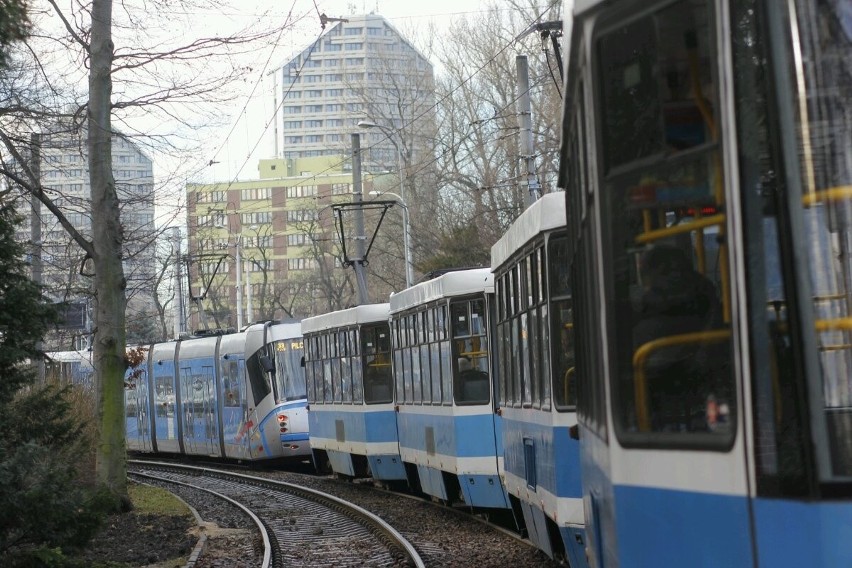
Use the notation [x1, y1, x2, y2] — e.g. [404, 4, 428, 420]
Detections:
[125, 354, 153, 452]
[177, 336, 222, 458]
[150, 342, 181, 454]
[218, 332, 251, 461]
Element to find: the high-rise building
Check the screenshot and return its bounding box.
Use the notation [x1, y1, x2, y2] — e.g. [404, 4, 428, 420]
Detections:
[275, 13, 434, 168]
[184, 14, 435, 329]
[26, 125, 157, 349]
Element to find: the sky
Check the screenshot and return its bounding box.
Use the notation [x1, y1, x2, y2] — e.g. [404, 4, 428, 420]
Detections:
[191, 0, 505, 189]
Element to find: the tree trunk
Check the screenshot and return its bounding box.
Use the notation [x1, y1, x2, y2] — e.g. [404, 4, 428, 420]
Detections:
[89, 0, 129, 505]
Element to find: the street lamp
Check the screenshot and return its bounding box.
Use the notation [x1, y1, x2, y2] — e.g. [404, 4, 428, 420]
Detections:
[369, 190, 413, 288]
[358, 120, 414, 287]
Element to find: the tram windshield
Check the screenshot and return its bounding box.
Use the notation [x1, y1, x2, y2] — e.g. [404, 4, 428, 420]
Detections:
[597, 0, 736, 444]
[272, 339, 307, 402]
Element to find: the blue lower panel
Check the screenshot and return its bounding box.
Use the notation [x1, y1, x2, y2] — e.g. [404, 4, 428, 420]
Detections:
[368, 454, 407, 480]
[614, 485, 752, 568]
[418, 464, 448, 501]
[502, 416, 582, 500]
[560, 526, 589, 568]
[459, 473, 509, 508]
[327, 449, 355, 476]
[754, 498, 852, 567]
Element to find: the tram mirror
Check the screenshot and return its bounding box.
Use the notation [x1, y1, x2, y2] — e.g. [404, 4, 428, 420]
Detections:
[259, 354, 275, 374]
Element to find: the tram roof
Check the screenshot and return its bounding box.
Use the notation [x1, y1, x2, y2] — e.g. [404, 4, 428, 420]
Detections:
[45, 350, 93, 363]
[267, 321, 303, 341]
[490, 192, 566, 271]
[301, 303, 390, 334]
[389, 268, 493, 314]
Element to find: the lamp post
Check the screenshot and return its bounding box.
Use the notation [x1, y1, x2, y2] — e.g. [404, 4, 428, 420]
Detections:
[369, 190, 413, 288]
[358, 120, 414, 287]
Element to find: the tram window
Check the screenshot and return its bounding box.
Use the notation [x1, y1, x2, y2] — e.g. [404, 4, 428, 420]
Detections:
[439, 340, 452, 405]
[529, 305, 541, 408]
[363, 324, 392, 404]
[731, 0, 852, 482]
[394, 349, 405, 403]
[454, 299, 491, 405]
[540, 302, 552, 410]
[420, 344, 433, 403]
[245, 350, 272, 407]
[340, 331, 353, 404]
[223, 360, 241, 407]
[411, 345, 422, 404]
[550, 236, 576, 410]
[597, 0, 735, 445]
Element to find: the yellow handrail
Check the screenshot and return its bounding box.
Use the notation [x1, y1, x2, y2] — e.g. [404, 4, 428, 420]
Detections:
[815, 318, 852, 332]
[802, 186, 852, 207]
[633, 329, 731, 432]
[634, 214, 726, 244]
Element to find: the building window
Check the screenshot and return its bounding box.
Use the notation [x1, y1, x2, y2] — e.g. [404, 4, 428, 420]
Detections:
[305, 74, 322, 83]
[287, 209, 318, 222]
[332, 183, 351, 195]
[284, 106, 302, 114]
[286, 185, 317, 198]
[240, 187, 271, 201]
[284, 136, 303, 144]
[241, 211, 272, 225]
[325, 58, 340, 66]
[344, 27, 363, 35]
[307, 90, 323, 98]
[325, 73, 343, 82]
[305, 120, 323, 128]
[288, 257, 317, 270]
[287, 233, 310, 246]
[305, 135, 323, 143]
[326, 88, 343, 97]
[284, 121, 302, 129]
[306, 104, 323, 112]
[345, 42, 363, 51]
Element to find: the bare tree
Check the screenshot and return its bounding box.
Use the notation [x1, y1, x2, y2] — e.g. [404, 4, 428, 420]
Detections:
[0, 0, 307, 505]
[423, 0, 564, 266]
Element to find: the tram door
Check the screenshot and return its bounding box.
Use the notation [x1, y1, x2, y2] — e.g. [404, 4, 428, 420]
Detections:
[577, 1, 753, 565]
[126, 366, 153, 452]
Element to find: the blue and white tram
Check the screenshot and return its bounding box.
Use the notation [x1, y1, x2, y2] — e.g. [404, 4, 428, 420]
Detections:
[302, 304, 405, 480]
[125, 322, 310, 462]
[561, 0, 852, 566]
[389, 268, 511, 509]
[490, 192, 588, 565]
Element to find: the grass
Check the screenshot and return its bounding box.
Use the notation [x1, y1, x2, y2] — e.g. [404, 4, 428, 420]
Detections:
[129, 482, 193, 517]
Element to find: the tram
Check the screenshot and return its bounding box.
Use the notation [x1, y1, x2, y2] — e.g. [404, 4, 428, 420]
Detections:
[560, 0, 852, 565]
[389, 268, 510, 509]
[302, 304, 405, 481]
[490, 191, 587, 564]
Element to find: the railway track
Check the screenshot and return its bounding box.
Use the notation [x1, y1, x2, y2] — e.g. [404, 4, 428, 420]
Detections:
[128, 459, 425, 568]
